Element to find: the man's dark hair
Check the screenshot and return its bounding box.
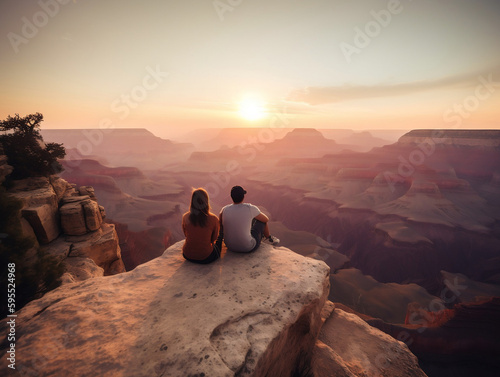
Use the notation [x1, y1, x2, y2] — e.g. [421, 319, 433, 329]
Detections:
[231, 186, 247, 203]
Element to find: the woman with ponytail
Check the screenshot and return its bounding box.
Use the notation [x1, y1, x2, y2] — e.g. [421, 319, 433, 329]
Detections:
[182, 188, 223, 264]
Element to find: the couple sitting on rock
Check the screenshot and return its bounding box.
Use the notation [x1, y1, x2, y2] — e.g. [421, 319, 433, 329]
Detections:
[181, 185, 280, 264]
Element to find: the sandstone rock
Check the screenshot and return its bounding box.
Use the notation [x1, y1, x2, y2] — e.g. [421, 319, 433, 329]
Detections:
[9, 176, 51, 192]
[64, 257, 104, 281]
[313, 308, 427, 377]
[40, 237, 72, 264]
[98, 204, 106, 219]
[108, 258, 126, 275]
[60, 201, 87, 236]
[70, 223, 124, 274]
[61, 195, 90, 204]
[65, 226, 103, 243]
[83, 199, 102, 231]
[20, 218, 39, 247]
[0, 154, 13, 184]
[9, 183, 58, 212]
[79, 186, 98, 201]
[22, 204, 60, 244]
[62, 187, 78, 197]
[1, 242, 329, 376]
[39, 223, 123, 280]
[49, 175, 71, 201]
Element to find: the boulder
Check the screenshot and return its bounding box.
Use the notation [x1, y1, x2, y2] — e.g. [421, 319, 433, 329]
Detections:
[9, 183, 58, 212]
[78, 186, 98, 201]
[49, 175, 71, 201]
[61, 195, 90, 204]
[98, 204, 106, 219]
[82, 199, 102, 231]
[21, 204, 60, 244]
[70, 223, 124, 274]
[313, 308, 427, 377]
[1, 242, 330, 376]
[60, 201, 87, 236]
[63, 257, 104, 282]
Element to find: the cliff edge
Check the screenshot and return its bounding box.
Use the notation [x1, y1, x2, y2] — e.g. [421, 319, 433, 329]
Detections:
[0, 242, 427, 376]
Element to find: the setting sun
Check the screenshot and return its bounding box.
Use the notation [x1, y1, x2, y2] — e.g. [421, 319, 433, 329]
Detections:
[238, 96, 268, 121]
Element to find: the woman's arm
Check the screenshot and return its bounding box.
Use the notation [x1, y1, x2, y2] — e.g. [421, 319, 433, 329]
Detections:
[211, 216, 220, 244]
[181, 215, 188, 237]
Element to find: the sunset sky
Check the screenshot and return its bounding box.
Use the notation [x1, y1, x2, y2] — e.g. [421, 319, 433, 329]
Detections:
[1, 0, 499, 138]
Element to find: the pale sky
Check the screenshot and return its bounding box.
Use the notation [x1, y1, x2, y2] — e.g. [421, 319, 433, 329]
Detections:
[1, 0, 499, 138]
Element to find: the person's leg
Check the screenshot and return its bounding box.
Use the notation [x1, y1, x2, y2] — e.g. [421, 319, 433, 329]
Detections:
[249, 220, 266, 252]
[215, 225, 224, 251]
[182, 244, 220, 264]
[263, 222, 270, 238]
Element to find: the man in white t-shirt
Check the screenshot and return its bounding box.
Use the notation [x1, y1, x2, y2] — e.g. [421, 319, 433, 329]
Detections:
[220, 186, 280, 252]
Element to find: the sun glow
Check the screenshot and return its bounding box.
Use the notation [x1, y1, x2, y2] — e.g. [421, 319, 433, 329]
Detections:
[238, 96, 268, 121]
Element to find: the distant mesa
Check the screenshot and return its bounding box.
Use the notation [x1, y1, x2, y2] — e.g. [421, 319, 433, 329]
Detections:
[283, 127, 329, 140]
[398, 129, 500, 147]
[41, 128, 194, 169]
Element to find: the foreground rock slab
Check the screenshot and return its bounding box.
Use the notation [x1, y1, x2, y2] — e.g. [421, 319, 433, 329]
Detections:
[313, 308, 427, 377]
[1, 242, 330, 377]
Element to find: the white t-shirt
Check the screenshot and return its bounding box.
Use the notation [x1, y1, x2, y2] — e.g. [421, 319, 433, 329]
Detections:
[221, 203, 261, 252]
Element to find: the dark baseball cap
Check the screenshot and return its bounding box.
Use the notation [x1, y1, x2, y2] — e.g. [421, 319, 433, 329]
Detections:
[231, 185, 247, 203]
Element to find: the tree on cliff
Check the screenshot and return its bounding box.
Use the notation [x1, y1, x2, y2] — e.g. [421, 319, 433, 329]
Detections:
[0, 113, 66, 179]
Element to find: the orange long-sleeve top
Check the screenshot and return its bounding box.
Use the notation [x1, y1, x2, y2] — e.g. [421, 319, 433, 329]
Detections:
[181, 212, 220, 260]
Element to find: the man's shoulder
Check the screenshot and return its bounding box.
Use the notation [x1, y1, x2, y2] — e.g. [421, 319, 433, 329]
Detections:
[221, 203, 232, 213]
[221, 203, 260, 214]
[244, 203, 261, 213]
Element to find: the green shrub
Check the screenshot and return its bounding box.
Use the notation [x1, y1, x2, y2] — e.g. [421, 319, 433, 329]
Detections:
[0, 113, 66, 179]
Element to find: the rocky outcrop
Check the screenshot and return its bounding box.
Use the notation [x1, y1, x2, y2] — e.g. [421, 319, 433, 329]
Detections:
[368, 297, 500, 376]
[313, 302, 427, 377]
[21, 204, 60, 244]
[0, 243, 329, 376]
[7, 175, 125, 279]
[0, 242, 427, 376]
[0, 149, 12, 184]
[60, 195, 103, 235]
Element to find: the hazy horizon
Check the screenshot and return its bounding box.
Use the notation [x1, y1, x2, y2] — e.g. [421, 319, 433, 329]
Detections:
[1, 0, 500, 137]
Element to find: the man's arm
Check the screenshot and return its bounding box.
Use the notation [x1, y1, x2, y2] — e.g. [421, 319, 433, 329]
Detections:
[254, 212, 269, 223]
